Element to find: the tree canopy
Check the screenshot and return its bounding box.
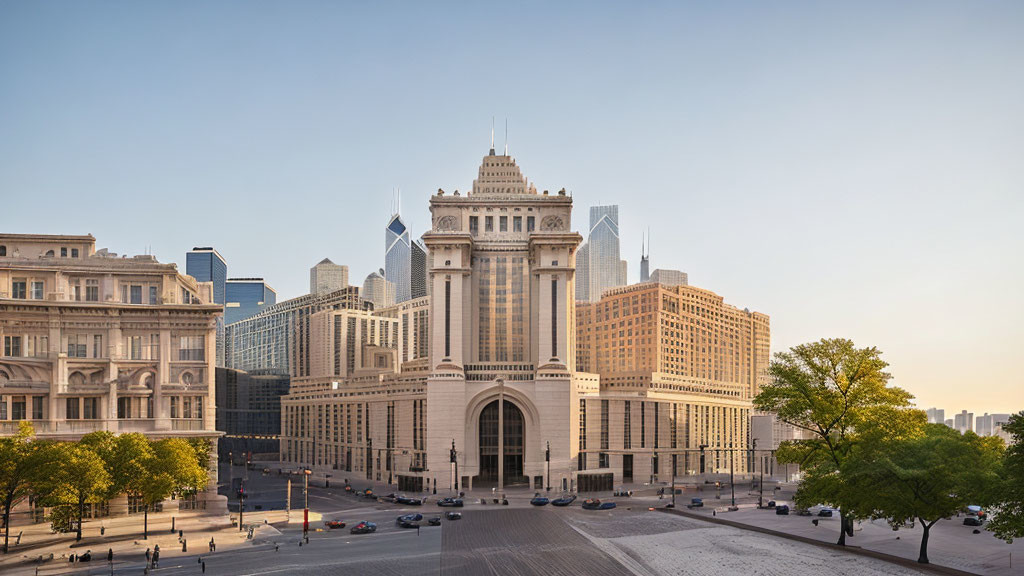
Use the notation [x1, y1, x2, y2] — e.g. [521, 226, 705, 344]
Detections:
[988, 412, 1024, 542]
[754, 338, 923, 545]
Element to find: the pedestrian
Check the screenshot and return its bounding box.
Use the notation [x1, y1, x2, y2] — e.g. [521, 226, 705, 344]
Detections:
[152, 550, 160, 568]
[145, 548, 151, 563]
[275, 543, 279, 553]
[182, 538, 187, 553]
[107, 548, 113, 562]
[202, 560, 206, 573]
[209, 537, 215, 552]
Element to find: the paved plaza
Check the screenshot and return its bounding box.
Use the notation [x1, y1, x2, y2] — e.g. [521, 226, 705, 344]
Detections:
[1, 465, 1020, 576]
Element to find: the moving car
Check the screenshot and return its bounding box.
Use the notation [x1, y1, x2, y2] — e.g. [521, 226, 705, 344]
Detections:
[796, 508, 812, 516]
[817, 508, 835, 518]
[396, 495, 423, 506]
[378, 493, 399, 503]
[530, 494, 550, 506]
[766, 500, 777, 509]
[437, 497, 464, 507]
[688, 498, 704, 509]
[324, 520, 347, 529]
[445, 512, 462, 520]
[552, 495, 577, 507]
[582, 499, 616, 510]
[428, 517, 442, 526]
[397, 518, 420, 529]
[395, 513, 423, 525]
[775, 505, 790, 515]
[964, 516, 984, 526]
[350, 521, 377, 534]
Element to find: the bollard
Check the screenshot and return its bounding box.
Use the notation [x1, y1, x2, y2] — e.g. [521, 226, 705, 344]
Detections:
[171, 517, 175, 533]
[182, 539, 187, 553]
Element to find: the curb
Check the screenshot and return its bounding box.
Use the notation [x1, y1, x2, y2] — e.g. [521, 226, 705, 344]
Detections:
[656, 508, 977, 576]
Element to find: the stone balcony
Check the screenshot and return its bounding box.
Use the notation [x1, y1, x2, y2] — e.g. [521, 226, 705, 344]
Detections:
[0, 418, 209, 437]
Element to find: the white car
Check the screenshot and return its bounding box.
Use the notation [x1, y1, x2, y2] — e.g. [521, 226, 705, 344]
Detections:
[808, 504, 839, 517]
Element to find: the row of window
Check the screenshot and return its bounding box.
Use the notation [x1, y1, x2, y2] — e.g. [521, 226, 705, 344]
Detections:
[0, 246, 80, 258]
[2, 334, 202, 361]
[468, 215, 535, 235]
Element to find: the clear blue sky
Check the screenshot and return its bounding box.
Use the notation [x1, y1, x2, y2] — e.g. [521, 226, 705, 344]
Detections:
[2, 1, 1022, 416]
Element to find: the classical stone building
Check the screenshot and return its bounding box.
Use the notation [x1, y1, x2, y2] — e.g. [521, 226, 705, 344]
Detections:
[0, 233, 225, 514]
[280, 147, 770, 492]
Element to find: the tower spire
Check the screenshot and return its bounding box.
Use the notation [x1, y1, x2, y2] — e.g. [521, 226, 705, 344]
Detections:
[490, 117, 495, 155]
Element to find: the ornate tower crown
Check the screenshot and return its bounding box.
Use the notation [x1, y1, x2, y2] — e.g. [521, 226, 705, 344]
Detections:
[471, 153, 538, 196]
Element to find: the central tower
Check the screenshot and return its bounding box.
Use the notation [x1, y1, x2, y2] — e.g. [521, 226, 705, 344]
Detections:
[423, 148, 582, 490]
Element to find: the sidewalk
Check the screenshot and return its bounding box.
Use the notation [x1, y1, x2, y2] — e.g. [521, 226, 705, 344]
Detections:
[0, 507, 283, 576]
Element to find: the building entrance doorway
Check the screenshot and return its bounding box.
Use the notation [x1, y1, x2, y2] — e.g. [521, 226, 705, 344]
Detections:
[622, 454, 633, 483]
[478, 400, 527, 485]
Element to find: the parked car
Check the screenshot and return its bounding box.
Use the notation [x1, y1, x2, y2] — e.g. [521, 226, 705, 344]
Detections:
[378, 493, 399, 503]
[796, 508, 812, 516]
[428, 517, 442, 526]
[395, 513, 423, 525]
[552, 495, 577, 507]
[775, 505, 790, 515]
[582, 499, 616, 511]
[350, 521, 377, 534]
[766, 500, 777, 509]
[613, 488, 633, 497]
[688, 498, 704, 509]
[437, 497, 464, 507]
[445, 512, 462, 520]
[398, 518, 420, 529]
[324, 520, 347, 529]
[530, 494, 550, 506]
[396, 495, 423, 506]
[964, 516, 984, 526]
[817, 509, 834, 518]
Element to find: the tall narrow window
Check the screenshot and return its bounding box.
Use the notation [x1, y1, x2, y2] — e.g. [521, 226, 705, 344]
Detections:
[469, 216, 479, 235]
[444, 279, 451, 358]
[551, 278, 558, 358]
[513, 216, 522, 232]
[30, 282, 43, 300]
[526, 216, 535, 232]
[85, 279, 99, 302]
[66, 398, 80, 419]
[130, 285, 142, 304]
[31, 397, 43, 420]
[485, 216, 494, 232]
[499, 216, 508, 232]
[61, 247, 68, 258]
[11, 280, 26, 299]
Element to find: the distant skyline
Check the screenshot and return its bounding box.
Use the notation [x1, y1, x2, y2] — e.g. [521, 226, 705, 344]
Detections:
[1, 1, 1021, 416]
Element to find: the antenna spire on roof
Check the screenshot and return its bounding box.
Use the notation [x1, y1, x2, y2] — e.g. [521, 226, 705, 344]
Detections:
[490, 117, 495, 155]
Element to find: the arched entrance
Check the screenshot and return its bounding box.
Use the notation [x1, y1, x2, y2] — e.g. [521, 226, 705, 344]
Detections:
[478, 400, 527, 486]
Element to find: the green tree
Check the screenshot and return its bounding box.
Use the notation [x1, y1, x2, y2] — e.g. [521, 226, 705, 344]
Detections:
[754, 338, 922, 545]
[107, 433, 157, 537]
[153, 438, 208, 501]
[0, 422, 40, 554]
[842, 424, 1003, 563]
[988, 412, 1024, 542]
[35, 443, 111, 542]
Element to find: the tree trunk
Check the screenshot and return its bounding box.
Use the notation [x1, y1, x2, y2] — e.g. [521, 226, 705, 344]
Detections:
[2, 496, 11, 554]
[918, 519, 931, 564]
[76, 497, 84, 542]
[143, 504, 148, 540]
[837, 513, 847, 546]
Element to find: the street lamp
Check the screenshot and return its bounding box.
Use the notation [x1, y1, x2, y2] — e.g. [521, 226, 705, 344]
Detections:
[450, 439, 458, 493]
[729, 442, 735, 507]
[303, 469, 311, 538]
[545, 441, 551, 492]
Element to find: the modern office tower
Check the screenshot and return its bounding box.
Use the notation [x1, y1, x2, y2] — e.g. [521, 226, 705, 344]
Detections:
[377, 296, 430, 366]
[976, 413, 1012, 437]
[225, 278, 276, 325]
[224, 286, 367, 376]
[576, 282, 769, 477]
[411, 239, 428, 299]
[639, 233, 650, 283]
[215, 368, 290, 462]
[575, 243, 591, 301]
[926, 407, 945, 424]
[385, 213, 412, 303]
[186, 247, 228, 305]
[361, 269, 395, 308]
[649, 268, 689, 287]
[0, 233, 225, 514]
[954, 410, 974, 433]
[280, 144, 772, 492]
[310, 258, 349, 294]
[186, 247, 229, 367]
[575, 205, 628, 302]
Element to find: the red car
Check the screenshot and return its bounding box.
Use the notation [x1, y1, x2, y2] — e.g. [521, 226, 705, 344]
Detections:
[324, 520, 346, 529]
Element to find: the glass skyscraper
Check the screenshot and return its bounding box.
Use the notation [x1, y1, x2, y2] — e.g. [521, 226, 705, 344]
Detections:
[186, 247, 228, 366]
[225, 278, 277, 325]
[575, 205, 627, 302]
[411, 239, 427, 299]
[386, 213, 412, 303]
[186, 247, 227, 305]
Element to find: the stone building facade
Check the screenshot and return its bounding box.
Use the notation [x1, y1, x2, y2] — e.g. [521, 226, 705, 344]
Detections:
[279, 148, 770, 492]
[0, 233, 225, 514]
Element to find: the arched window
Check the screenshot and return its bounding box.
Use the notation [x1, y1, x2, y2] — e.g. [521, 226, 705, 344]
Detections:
[181, 371, 194, 386]
[45, 250, 55, 257]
